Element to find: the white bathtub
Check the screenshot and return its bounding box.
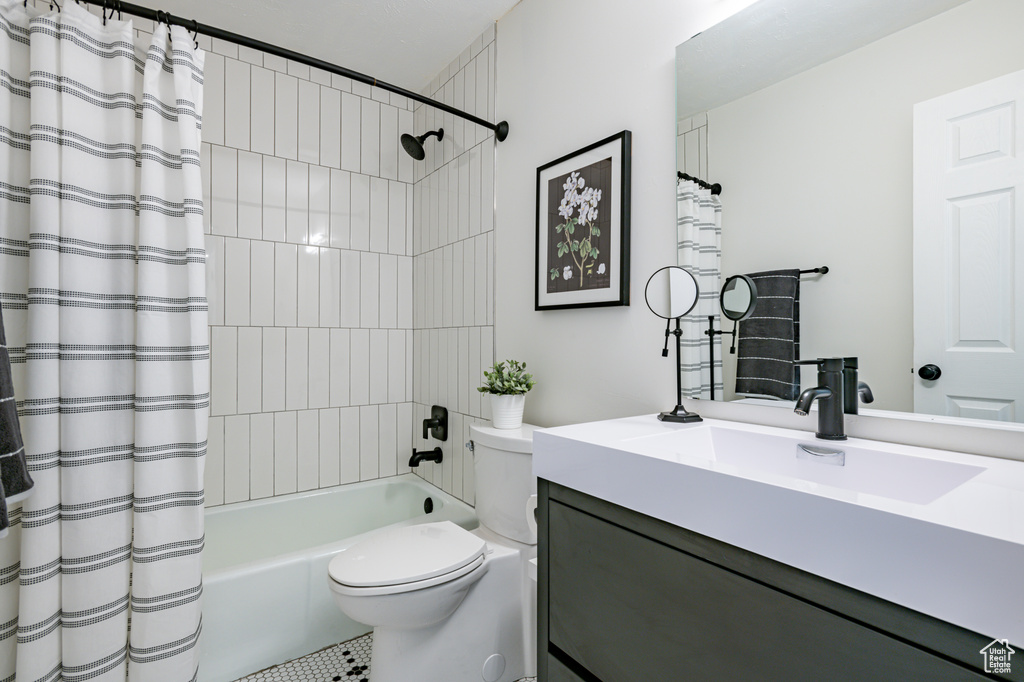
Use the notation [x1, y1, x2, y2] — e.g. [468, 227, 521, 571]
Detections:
[199, 474, 477, 682]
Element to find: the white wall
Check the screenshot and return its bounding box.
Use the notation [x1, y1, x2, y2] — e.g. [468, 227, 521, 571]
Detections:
[494, 0, 759, 427]
[708, 0, 1024, 410]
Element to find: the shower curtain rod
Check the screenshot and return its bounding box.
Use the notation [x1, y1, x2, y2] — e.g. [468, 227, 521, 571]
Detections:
[72, 0, 510, 142]
[677, 171, 721, 196]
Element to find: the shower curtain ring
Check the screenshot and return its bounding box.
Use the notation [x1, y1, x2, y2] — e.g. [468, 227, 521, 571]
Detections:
[155, 10, 172, 41]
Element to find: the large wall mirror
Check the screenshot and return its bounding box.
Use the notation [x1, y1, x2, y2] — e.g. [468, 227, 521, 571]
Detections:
[676, 0, 1024, 425]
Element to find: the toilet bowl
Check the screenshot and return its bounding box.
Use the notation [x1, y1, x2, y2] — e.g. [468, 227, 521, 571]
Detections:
[327, 423, 538, 682]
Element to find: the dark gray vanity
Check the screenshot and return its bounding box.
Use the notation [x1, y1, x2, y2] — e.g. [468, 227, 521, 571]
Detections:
[537, 479, 1009, 681]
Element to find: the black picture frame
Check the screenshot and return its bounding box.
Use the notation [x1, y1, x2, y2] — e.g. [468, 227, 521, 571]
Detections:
[535, 130, 631, 310]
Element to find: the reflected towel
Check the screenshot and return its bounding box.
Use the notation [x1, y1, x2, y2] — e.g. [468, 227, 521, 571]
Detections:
[1, 306, 33, 538]
[735, 269, 800, 401]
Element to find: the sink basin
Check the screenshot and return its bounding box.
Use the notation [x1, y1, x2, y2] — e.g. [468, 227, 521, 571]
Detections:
[533, 414, 1024, 646]
[630, 425, 986, 505]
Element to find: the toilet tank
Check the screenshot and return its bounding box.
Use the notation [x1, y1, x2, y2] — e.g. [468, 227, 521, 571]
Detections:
[469, 423, 538, 545]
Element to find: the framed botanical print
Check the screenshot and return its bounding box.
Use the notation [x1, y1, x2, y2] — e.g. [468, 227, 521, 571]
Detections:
[535, 130, 631, 310]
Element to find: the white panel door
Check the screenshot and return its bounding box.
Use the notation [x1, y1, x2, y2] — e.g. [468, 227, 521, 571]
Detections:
[913, 69, 1024, 421]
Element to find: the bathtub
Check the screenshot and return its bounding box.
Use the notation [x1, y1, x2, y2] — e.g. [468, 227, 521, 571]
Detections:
[199, 474, 477, 682]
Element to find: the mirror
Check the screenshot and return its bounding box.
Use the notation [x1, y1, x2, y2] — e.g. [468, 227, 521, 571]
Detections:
[720, 275, 757, 322]
[676, 0, 1024, 423]
[645, 266, 699, 320]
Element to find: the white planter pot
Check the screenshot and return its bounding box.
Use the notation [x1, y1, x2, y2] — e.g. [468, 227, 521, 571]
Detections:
[489, 393, 526, 429]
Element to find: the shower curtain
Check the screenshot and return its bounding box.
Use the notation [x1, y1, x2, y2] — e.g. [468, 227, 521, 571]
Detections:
[0, 2, 208, 680]
[676, 179, 722, 400]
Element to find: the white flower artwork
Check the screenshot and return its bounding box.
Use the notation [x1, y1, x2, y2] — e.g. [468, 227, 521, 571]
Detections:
[549, 167, 606, 290]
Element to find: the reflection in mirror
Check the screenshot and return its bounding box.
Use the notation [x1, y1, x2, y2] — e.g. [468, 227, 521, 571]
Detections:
[676, 0, 1024, 424]
[645, 266, 699, 320]
[720, 275, 757, 322]
[706, 274, 759, 400]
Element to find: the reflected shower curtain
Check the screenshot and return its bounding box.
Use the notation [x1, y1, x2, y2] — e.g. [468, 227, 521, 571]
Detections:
[676, 179, 722, 399]
[0, 2, 208, 680]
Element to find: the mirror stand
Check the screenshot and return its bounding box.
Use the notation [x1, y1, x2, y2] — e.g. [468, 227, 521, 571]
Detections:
[659, 317, 703, 423]
[645, 265, 703, 423]
[703, 316, 738, 402]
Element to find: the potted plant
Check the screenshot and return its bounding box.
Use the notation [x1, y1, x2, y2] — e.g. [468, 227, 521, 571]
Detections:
[478, 359, 536, 429]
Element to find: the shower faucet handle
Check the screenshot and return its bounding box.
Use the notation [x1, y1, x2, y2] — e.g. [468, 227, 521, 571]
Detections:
[422, 405, 448, 441]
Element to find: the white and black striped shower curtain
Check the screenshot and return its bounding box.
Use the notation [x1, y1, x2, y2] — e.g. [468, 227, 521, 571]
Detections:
[676, 179, 722, 400]
[0, 2, 208, 680]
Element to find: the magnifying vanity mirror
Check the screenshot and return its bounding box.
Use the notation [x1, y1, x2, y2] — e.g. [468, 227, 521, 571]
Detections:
[645, 267, 702, 423]
[676, 0, 1024, 424]
[645, 265, 699, 320]
[720, 275, 757, 323]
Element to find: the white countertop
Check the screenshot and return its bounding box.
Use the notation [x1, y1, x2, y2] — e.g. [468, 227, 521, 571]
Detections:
[534, 414, 1024, 645]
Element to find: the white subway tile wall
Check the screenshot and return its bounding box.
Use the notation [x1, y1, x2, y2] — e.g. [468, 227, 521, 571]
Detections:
[678, 113, 709, 181]
[197, 24, 494, 508]
[411, 33, 496, 503]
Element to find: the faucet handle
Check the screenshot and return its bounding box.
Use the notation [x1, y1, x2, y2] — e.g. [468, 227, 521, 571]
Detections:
[422, 405, 448, 441]
[795, 358, 845, 371]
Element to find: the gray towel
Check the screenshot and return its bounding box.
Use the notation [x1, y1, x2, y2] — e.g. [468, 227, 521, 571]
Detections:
[1, 305, 33, 538]
[735, 269, 800, 400]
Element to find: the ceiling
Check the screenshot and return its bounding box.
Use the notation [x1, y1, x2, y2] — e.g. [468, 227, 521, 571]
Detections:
[675, 0, 970, 119]
[151, 0, 521, 92]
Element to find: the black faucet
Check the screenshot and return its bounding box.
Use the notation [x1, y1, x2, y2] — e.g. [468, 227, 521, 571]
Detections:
[409, 447, 443, 468]
[842, 357, 874, 415]
[422, 405, 448, 441]
[794, 358, 847, 440]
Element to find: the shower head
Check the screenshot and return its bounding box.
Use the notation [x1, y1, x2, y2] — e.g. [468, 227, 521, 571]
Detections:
[400, 128, 444, 160]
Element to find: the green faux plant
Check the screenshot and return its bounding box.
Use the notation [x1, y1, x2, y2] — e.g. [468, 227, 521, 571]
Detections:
[477, 360, 536, 396]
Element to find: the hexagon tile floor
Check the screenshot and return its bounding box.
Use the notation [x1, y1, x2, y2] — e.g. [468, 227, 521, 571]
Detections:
[234, 633, 537, 682]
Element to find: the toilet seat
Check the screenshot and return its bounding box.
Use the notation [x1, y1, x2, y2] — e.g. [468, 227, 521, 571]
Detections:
[328, 521, 486, 597]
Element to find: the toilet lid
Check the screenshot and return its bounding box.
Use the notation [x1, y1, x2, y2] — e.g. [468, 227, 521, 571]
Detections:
[328, 521, 486, 588]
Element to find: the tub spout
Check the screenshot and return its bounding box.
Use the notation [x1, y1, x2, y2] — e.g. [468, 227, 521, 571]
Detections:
[409, 447, 443, 467]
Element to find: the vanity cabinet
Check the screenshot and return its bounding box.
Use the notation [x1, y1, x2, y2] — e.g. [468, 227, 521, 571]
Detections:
[537, 480, 1002, 682]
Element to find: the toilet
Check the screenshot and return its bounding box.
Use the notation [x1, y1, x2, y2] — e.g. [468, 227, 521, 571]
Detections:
[328, 423, 538, 682]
